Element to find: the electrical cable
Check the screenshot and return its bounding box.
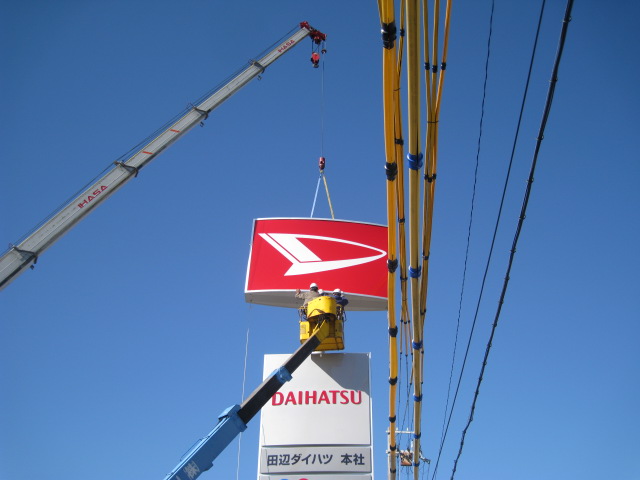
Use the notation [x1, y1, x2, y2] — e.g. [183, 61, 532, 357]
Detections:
[449, 1, 574, 477]
[378, 0, 451, 478]
[235, 327, 251, 480]
[396, 0, 410, 358]
[430, 0, 497, 476]
[411, 2, 453, 479]
[379, 1, 452, 478]
[430, 1, 547, 477]
[378, 0, 403, 477]
[404, 0, 425, 477]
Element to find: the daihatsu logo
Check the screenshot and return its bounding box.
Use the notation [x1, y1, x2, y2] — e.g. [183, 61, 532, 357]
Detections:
[259, 233, 386, 276]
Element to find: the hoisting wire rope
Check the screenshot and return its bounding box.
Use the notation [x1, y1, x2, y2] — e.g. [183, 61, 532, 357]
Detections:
[309, 43, 335, 219]
[449, 2, 573, 478]
[320, 46, 326, 158]
[430, 1, 547, 478]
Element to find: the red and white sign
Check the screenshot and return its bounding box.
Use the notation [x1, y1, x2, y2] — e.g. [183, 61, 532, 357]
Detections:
[259, 352, 372, 446]
[258, 353, 373, 479]
[245, 218, 387, 311]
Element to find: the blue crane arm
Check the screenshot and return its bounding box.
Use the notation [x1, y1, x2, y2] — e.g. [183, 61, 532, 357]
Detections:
[163, 320, 330, 480]
[163, 405, 247, 480]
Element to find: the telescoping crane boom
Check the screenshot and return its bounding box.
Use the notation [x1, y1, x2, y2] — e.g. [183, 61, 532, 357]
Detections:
[0, 22, 326, 291]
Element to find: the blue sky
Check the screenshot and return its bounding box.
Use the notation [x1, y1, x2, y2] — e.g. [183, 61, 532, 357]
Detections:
[1, 1, 639, 479]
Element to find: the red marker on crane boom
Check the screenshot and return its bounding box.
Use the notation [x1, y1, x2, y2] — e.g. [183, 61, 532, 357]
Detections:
[0, 22, 327, 291]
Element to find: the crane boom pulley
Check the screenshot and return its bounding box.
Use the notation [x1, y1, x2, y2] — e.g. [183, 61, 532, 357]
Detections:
[0, 22, 326, 291]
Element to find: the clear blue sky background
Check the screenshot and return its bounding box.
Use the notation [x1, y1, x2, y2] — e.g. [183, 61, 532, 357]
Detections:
[1, 1, 639, 479]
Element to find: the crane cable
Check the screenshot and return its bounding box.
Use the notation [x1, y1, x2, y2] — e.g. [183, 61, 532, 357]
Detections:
[309, 48, 335, 219]
[310, 167, 335, 219]
[318, 48, 336, 220]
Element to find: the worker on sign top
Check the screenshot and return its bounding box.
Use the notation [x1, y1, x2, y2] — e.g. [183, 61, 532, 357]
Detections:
[310, 52, 320, 68]
[332, 288, 349, 307]
[295, 283, 320, 306]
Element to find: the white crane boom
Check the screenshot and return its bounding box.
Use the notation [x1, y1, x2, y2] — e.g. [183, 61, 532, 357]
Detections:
[0, 22, 326, 290]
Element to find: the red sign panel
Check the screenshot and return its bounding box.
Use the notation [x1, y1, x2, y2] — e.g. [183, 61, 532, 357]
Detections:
[245, 218, 388, 311]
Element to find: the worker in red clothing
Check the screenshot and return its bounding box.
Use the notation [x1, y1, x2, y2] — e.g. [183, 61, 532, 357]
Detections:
[310, 52, 320, 68]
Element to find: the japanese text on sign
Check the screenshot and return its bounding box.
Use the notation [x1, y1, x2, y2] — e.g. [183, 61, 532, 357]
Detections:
[260, 446, 371, 474]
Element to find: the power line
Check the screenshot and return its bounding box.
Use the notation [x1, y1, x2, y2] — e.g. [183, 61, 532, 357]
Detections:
[431, 0, 548, 477]
[449, 1, 574, 477]
[433, 0, 496, 477]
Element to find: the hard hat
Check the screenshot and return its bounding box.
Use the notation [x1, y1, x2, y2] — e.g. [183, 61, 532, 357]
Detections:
[333, 288, 342, 294]
[310, 283, 318, 289]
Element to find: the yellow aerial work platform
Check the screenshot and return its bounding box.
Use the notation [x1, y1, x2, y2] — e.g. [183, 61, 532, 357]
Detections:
[299, 295, 345, 351]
